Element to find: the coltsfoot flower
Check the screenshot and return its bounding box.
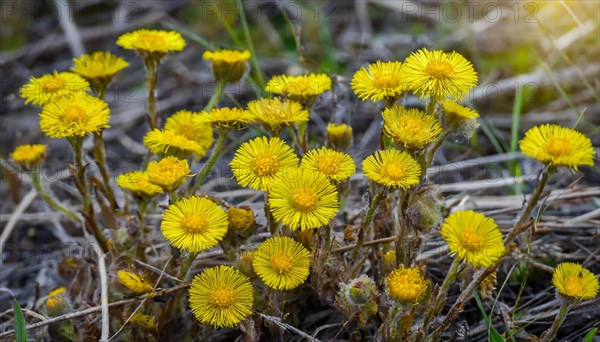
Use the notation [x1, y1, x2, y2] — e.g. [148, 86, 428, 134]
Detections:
[247, 97, 309, 133]
[164, 110, 214, 154]
[300, 147, 356, 182]
[266, 73, 331, 104]
[11, 144, 47, 169]
[161, 196, 228, 253]
[252, 236, 311, 290]
[382, 106, 443, 150]
[362, 149, 421, 189]
[519, 124, 594, 170]
[230, 136, 299, 191]
[326, 123, 353, 150]
[116, 171, 164, 197]
[117, 29, 186, 58]
[402, 48, 477, 99]
[269, 168, 339, 231]
[552, 262, 599, 301]
[441, 100, 479, 122]
[228, 206, 255, 231]
[146, 156, 191, 192]
[203, 49, 251, 83]
[351, 61, 406, 102]
[189, 265, 253, 328]
[199, 107, 253, 129]
[441, 210, 505, 268]
[129, 312, 156, 330]
[46, 287, 70, 316]
[71, 51, 128, 88]
[39, 95, 110, 138]
[386, 266, 428, 305]
[20, 71, 89, 106]
[144, 129, 208, 158]
[117, 270, 154, 294]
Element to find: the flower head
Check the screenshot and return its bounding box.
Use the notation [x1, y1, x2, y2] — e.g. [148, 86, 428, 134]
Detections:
[144, 129, 209, 158]
[189, 265, 253, 328]
[552, 263, 599, 301]
[164, 110, 214, 153]
[199, 107, 253, 129]
[46, 287, 69, 316]
[11, 144, 47, 168]
[117, 270, 154, 294]
[519, 124, 594, 170]
[382, 106, 443, 150]
[146, 156, 190, 192]
[386, 266, 428, 304]
[266, 73, 331, 104]
[130, 312, 156, 330]
[230, 136, 299, 191]
[326, 123, 353, 150]
[403, 48, 477, 99]
[247, 98, 309, 133]
[20, 71, 89, 106]
[300, 147, 356, 182]
[362, 149, 421, 189]
[39, 95, 110, 138]
[116, 171, 164, 197]
[203, 49, 251, 83]
[161, 196, 228, 252]
[269, 168, 339, 230]
[441, 101, 479, 122]
[117, 29, 186, 57]
[441, 210, 505, 268]
[252, 236, 311, 290]
[228, 206, 255, 231]
[71, 51, 128, 88]
[351, 61, 407, 102]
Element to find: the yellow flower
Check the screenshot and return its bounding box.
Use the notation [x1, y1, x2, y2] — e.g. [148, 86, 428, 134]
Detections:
[199, 107, 253, 129]
[130, 312, 156, 330]
[519, 124, 594, 170]
[160, 196, 228, 252]
[146, 156, 190, 192]
[441, 210, 505, 268]
[351, 61, 407, 102]
[247, 98, 309, 133]
[326, 123, 353, 150]
[116, 171, 164, 197]
[386, 266, 428, 304]
[189, 265, 253, 328]
[252, 236, 311, 290]
[39, 94, 110, 138]
[382, 106, 443, 150]
[441, 101, 479, 122]
[362, 149, 421, 189]
[71, 51, 128, 84]
[230, 136, 299, 191]
[46, 287, 69, 315]
[300, 147, 356, 182]
[266, 73, 332, 103]
[11, 144, 47, 168]
[117, 270, 154, 294]
[402, 48, 477, 99]
[552, 263, 599, 301]
[20, 71, 90, 106]
[203, 49, 251, 83]
[269, 168, 339, 231]
[116, 29, 186, 57]
[228, 206, 255, 231]
[144, 129, 209, 158]
[164, 110, 214, 153]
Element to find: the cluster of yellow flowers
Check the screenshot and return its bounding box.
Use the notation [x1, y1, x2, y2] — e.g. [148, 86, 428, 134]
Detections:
[13, 27, 598, 338]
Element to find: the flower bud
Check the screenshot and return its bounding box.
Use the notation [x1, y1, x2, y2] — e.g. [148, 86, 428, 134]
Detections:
[45, 287, 70, 317]
[228, 206, 255, 231]
[203, 50, 251, 83]
[326, 123, 353, 151]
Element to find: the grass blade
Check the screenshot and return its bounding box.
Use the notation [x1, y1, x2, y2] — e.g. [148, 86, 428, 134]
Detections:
[13, 299, 28, 342]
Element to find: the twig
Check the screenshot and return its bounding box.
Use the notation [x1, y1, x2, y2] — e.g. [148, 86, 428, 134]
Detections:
[0, 189, 37, 267]
[54, 0, 85, 56]
[99, 252, 109, 342]
[257, 313, 321, 342]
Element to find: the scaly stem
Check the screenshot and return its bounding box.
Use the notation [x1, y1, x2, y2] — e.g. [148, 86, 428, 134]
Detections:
[188, 129, 228, 195]
[425, 96, 438, 116]
[540, 300, 570, 342]
[32, 171, 81, 223]
[395, 190, 409, 266]
[93, 132, 118, 210]
[352, 187, 386, 260]
[143, 57, 160, 130]
[70, 137, 90, 214]
[178, 252, 199, 282]
[426, 130, 450, 166]
[203, 79, 227, 112]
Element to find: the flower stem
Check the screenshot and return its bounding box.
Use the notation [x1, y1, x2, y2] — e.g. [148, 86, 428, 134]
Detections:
[203, 79, 227, 112]
[426, 130, 450, 166]
[93, 132, 118, 210]
[352, 187, 386, 260]
[70, 137, 91, 214]
[540, 300, 570, 342]
[188, 129, 228, 195]
[178, 252, 199, 281]
[32, 171, 81, 223]
[143, 57, 160, 130]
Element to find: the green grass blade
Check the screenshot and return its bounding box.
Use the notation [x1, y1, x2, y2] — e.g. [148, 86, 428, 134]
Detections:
[13, 299, 28, 342]
[474, 292, 506, 342]
[509, 86, 524, 194]
[583, 327, 598, 342]
[236, 0, 265, 90]
[162, 22, 214, 50]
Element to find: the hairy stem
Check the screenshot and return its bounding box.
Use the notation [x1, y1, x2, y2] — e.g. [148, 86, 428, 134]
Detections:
[352, 187, 386, 260]
[540, 300, 570, 342]
[188, 129, 228, 195]
[32, 171, 81, 223]
[143, 57, 160, 130]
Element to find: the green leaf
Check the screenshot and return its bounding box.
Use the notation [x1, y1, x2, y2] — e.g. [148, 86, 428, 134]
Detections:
[473, 292, 506, 342]
[13, 299, 28, 342]
[582, 328, 597, 342]
[489, 328, 506, 342]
